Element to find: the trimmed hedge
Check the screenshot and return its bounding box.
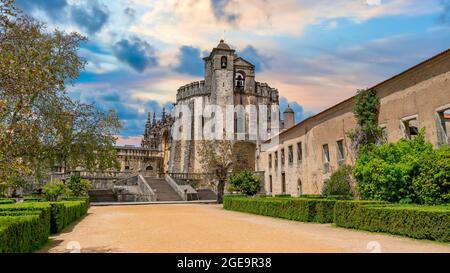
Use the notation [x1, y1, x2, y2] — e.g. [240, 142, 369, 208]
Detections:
[0, 203, 51, 253]
[334, 201, 450, 242]
[223, 195, 337, 223]
[0, 198, 16, 204]
[0, 199, 89, 252]
[50, 200, 90, 233]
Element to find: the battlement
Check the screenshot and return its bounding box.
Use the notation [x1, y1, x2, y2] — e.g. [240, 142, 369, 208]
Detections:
[176, 80, 209, 101]
[255, 82, 279, 102]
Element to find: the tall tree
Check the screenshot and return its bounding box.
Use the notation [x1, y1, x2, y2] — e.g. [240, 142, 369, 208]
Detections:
[197, 140, 234, 204]
[0, 0, 121, 193]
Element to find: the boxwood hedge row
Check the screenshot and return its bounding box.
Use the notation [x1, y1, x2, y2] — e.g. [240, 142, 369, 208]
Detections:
[0, 198, 16, 204]
[0, 198, 89, 253]
[223, 195, 337, 223]
[334, 201, 450, 242]
[224, 195, 450, 242]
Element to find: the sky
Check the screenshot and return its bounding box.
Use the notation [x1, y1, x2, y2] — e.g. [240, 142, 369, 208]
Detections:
[15, 0, 450, 146]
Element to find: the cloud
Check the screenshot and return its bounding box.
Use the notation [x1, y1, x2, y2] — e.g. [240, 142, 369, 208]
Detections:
[174, 46, 204, 76]
[439, 0, 450, 24]
[71, 1, 110, 35]
[124, 7, 136, 21]
[238, 45, 268, 72]
[279, 96, 314, 124]
[15, 0, 69, 22]
[211, 0, 240, 24]
[112, 37, 158, 73]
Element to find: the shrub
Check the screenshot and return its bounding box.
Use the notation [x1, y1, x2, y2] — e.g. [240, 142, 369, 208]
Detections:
[299, 194, 322, 199]
[0, 198, 16, 204]
[227, 170, 261, 196]
[334, 201, 450, 242]
[223, 195, 337, 223]
[322, 165, 354, 198]
[353, 131, 442, 203]
[67, 176, 92, 197]
[0, 203, 51, 253]
[412, 145, 450, 205]
[0, 199, 89, 252]
[274, 194, 291, 198]
[50, 200, 90, 233]
[42, 180, 71, 201]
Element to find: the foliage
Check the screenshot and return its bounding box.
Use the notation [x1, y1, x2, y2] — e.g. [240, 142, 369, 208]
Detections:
[412, 145, 450, 205]
[41, 180, 70, 202]
[67, 176, 92, 197]
[334, 201, 450, 242]
[0, 202, 51, 253]
[49, 200, 89, 233]
[322, 165, 354, 198]
[223, 195, 338, 223]
[0, 199, 89, 252]
[197, 140, 234, 204]
[0, 0, 121, 192]
[347, 89, 383, 154]
[227, 170, 261, 196]
[353, 130, 450, 204]
[0, 198, 15, 204]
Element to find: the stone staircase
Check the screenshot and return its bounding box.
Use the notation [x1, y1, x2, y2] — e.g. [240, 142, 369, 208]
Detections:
[89, 189, 116, 203]
[197, 189, 217, 201]
[144, 177, 182, 201]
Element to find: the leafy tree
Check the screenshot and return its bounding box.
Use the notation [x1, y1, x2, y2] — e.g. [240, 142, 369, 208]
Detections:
[42, 179, 70, 201]
[228, 170, 261, 196]
[197, 140, 234, 204]
[0, 0, 121, 192]
[353, 130, 450, 204]
[67, 175, 92, 197]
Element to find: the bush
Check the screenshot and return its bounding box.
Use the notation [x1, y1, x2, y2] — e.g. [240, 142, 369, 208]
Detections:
[412, 145, 450, 205]
[334, 201, 450, 242]
[223, 195, 337, 223]
[353, 131, 450, 204]
[0, 203, 51, 253]
[42, 180, 71, 201]
[274, 194, 291, 198]
[0, 198, 16, 204]
[227, 170, 261, 196]
[0, 199, 89, 252]
[67, 176, 92, 197]
[322, 165, 354, 198]
[50, 200, 90, 233]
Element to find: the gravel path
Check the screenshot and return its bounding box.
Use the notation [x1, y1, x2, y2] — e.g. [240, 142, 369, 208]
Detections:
[39, 204, 450, 253]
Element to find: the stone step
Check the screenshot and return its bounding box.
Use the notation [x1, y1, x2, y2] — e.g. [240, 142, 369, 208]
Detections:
[144, 177, 182, 201]
[197, 189, 217, 201]
[89, 189, 116, 203]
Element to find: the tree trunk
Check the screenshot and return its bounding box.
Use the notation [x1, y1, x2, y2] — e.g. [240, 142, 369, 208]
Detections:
[217, 179, 225, 204]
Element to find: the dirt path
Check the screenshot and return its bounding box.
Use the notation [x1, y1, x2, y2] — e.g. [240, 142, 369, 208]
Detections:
[39, 204, 450, 253]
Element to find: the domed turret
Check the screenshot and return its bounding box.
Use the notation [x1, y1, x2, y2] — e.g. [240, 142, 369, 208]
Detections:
[283, 105, 295, 129]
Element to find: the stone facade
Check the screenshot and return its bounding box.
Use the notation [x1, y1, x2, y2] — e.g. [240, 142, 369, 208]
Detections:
[257, 49, 450, 196]
[116, 108, 173, 176]
[169, 40, 286, 174]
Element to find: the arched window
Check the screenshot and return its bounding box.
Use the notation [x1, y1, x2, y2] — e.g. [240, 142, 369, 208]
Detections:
[221, 56, 227, 68]
[146, 165, 153, 171]
[235, 71, 245, 89]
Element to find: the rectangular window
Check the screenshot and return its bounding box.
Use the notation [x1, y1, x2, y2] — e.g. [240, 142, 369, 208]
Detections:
[437, 108, 450, 145]
[281, 173, 286, 194]
[288, 145, 293, 165]
[336, 140, 345, 166]
[401, 116, 419, 139]
[322, 144, 330, 174]
[269, 154, 272, 169]
[297, 142, 302, 163]
[269, 175, 273, 193]
[274, 151, 278, 169]
[281, 148, 285, 167]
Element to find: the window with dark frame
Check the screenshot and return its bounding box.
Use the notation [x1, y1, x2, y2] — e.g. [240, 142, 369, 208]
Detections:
[297, 142, 302, 163]
[336, 140, 345, 166]
[288, 145, 293, 165]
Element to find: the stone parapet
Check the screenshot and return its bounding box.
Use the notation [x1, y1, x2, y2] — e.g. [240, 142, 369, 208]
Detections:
[176, 80, 209, 101]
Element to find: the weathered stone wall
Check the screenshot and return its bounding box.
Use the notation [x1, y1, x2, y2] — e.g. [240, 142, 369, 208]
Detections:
[258, 50, 450, 196]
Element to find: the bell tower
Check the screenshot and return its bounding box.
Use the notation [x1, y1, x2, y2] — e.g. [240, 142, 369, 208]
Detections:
[203, 40, 235, 106]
